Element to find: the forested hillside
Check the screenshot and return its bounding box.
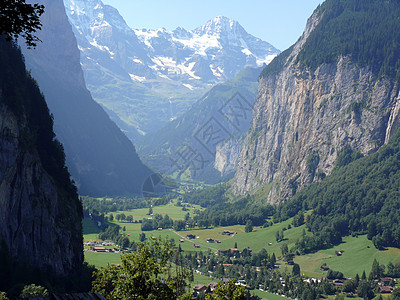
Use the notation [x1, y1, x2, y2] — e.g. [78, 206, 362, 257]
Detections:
[295, 0, 400, 80]
[275, 128, 400, 251]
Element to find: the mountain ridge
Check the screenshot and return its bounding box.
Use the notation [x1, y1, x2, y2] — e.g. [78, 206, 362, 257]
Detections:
[63, 0, 280, 134]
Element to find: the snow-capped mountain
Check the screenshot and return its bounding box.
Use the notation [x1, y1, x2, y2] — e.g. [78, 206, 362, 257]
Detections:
[63, 0, 280, 135]
[133, 16, 278, 86]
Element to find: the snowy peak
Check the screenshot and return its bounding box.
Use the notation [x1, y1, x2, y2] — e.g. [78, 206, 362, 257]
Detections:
[195, 16, 244, 36]
[63, 0, 281, 133]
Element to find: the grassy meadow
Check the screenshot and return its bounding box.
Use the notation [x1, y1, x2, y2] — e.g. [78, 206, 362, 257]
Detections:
[83, 202, 400, 282]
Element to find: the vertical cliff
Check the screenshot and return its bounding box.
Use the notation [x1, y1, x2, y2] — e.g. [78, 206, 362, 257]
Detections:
[233, 0, 400, 204]
[21, 0, 152, 197]
[0, 38, 83, 283]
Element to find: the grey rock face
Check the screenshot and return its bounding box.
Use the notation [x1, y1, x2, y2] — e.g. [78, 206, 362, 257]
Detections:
[214, 136, 245, 178]
[233, 12, 400, 204]
[0, 102, 83, 276]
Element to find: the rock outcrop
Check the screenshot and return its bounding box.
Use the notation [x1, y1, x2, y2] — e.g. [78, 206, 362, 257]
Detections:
[0, 38, 83, 277]
[233, 9, 400, 204]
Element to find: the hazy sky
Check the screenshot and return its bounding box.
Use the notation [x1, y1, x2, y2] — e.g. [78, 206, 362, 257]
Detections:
[102, 0, 324, 51]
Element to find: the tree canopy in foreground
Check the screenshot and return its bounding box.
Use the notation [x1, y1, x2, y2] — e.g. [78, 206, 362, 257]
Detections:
[0, 0, 44, 47]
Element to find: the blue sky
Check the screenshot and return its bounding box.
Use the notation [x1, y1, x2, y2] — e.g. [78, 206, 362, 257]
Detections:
[102, 0, 324, 51]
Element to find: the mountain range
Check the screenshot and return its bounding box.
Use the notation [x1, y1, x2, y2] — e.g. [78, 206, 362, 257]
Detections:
[63, 0, 280, 135]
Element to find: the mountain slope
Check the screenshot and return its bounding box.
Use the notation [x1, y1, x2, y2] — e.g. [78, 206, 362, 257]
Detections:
[0, 37, 83, 290]
[276, 127, 400, 250]
[233, 0, 400, 203]
[139, 66, 262, 183]
[63, 0, 279, 134]
[22, 0, 152, 197]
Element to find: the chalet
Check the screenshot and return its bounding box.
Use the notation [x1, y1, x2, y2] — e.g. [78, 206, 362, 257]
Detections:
[193, 284, 207, 293]
[320, 265, 330, 271]
[91, 247, 107, 253]
[221, 278, 232, 284]
[208, 281, 219, 291]
[379, 286, 394, 293]
[229, 248, 239, 254]
[194, 244, 200, 248]
[216, 240, 221, 243]
[223, 230, 234, 235]
[206, 238, 214, 243]
[186, 234, 196, 239]
[223, 264, 233, 267]
[179, 239, 185, 243]
[158, 228, 163, 231]
[381, 277, 393, 285]
[333, 279, 343, 286]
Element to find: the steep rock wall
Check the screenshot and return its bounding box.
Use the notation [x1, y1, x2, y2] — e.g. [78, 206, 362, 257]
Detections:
[0, 40, 83, 277]
[233, 12, 400, 204]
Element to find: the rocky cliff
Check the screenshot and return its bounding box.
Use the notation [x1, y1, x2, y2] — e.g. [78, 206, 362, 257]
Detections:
[233, 3, 400, 204]
[22, 0, 152, 197]
[0, 38, 83, 280]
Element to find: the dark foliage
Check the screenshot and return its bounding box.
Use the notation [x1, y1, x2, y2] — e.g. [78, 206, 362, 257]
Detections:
[141, 214, 173, 231]
[182, 185, 275, 228]
[0, 0, 44, 47]
[182, 184, 228, 207]
[275, 128, 400, 251]
[98, 225, 136, 250]
[81, 196, 148, 215]
[296, 0, 400, 80]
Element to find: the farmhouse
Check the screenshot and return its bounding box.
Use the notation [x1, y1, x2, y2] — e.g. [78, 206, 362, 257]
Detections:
[186, 234, 196, 239]
[91, 247, 107, 253]
[206, 238, 214, 243]
[208, 282, 219, 291]
[194, 244, 200, 248]
[320, 265, 330, 271]
[379, 286, 394, 293]
[193, 284, 207, 293]
[380, 277, 393, 285]
[222, 230, 234, 235]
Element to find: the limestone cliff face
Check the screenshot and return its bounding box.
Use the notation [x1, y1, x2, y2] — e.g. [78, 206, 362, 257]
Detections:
[214, 136, 245, 178]
[0, 40, 83, 276]
[233, 12, 400, 203]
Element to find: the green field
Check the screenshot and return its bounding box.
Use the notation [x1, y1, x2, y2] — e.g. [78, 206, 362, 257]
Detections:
[85, 251, 122, 267]
[84, 205, 400, 281]
[296, 235, 400, 278]
[107, 203, 203, 221]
